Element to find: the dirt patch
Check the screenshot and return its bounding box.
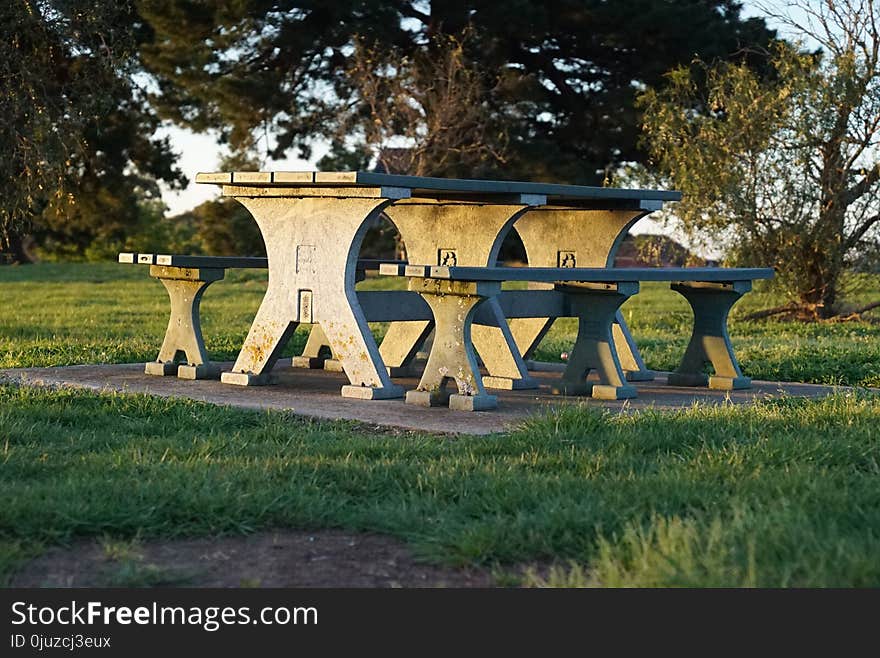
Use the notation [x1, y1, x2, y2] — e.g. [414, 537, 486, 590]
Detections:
[9, 530, 499, 588]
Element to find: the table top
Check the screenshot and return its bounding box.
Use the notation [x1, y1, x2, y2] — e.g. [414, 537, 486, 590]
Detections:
[196, 171, 681, 207]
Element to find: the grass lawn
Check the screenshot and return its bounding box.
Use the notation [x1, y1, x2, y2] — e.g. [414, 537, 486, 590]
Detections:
[1, 263, 879, 587]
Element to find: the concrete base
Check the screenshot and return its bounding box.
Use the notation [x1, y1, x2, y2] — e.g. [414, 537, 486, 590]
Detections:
[292, 356, 327, 369]
[709, 375, 752, 390]
[221, 371, 272, 386]
[550, 381, 637, 400]
[144, 361, 178, 376]
[341, 384, 405, 400]
[667, 373, 751, 390]
[482, 375, 540, 390]
[1, 363, 859, 436]
[591, 384, 638, 400]
[177, 363, 221, 380]
[405, 389, 450, 407]
[624, 369, 656, 382]
[323, 359, 345, 373]
[449, 394, 497, 411]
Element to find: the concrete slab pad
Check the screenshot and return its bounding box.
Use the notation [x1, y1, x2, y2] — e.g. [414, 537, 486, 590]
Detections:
[0, 361, 856, 436]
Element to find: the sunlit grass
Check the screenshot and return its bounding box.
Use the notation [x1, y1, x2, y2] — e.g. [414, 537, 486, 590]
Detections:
[1, 385, 878, 587]
[3, 263, 879, 587]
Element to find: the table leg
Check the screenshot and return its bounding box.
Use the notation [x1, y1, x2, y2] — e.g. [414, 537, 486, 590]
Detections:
[221, 196, 403, 399]
[292, 323, 333, 369]
[472, 298, 538, 389]
[220, 286, 299, 386]
[553, 283, 640, 400]
[145, 265, 223, 380]
[667, 281, 752, 390]
[378, 320, 434, 376]
[512, 207, 655, 381]
[405, 278, 499, 411]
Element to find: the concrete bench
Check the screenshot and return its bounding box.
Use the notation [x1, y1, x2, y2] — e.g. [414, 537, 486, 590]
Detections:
[118, 253, 399, 379]
[380, 264, 773, 411]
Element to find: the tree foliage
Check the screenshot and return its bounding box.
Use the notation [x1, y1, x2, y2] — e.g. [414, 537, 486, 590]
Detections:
[138, 0, 775, 182]
[1, 0, 184, 262]
[639, 1, 880, 318]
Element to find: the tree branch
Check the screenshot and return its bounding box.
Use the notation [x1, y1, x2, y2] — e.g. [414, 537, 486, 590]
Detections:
[740, 303, 800, 321]
[844, 162, 880, 205]
[845, 212, 880, 249]
[399, 4, 430, 26]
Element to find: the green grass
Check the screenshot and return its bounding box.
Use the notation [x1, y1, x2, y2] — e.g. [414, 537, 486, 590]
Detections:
[2, 263, 878, 386]
[2, 263, 880, 587]
[1, 385, 879, 587]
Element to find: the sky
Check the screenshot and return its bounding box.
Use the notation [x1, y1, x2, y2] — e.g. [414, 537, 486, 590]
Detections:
[156, 1, 807, 218]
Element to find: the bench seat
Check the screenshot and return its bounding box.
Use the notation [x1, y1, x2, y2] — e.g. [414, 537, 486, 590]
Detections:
[381, 265, 773, 411]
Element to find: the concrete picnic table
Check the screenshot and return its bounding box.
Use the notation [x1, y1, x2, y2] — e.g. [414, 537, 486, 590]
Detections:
[195, 171, 680, 400]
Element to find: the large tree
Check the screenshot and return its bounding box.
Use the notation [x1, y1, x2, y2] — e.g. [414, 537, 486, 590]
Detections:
[1, 0, 185, 263]
[138, 0, 776, 182]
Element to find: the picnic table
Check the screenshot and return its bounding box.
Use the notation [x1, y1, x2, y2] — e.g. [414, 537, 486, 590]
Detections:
[194, 171, 681, 400]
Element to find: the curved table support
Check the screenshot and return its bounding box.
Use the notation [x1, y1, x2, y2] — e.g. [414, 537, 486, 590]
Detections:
[221, 195, 404, 399]
[379, 201, 537, 389]
[510, 206, 655, 381]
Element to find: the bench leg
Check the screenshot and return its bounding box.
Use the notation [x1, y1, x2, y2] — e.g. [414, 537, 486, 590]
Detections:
[553, 283, 639, 400]
[406, 279, 499, 411]
[221, 288, 299, 386]
[509, 316, 556, 360]
[384, 201, 530, 383]
[512, 208, 657, 382]
[145, 265, 223, 380]
[222, 196, 403, 399]
[667, 282, 752, 390]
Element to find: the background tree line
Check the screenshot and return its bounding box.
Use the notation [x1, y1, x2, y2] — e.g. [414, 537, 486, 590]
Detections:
[3, 0, 879, 317]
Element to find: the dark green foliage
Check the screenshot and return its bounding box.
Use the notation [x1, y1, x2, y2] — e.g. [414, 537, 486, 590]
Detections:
[138, 1, 776, 182]
[0, 0, 185, 262]
[174, 199, 266, 257]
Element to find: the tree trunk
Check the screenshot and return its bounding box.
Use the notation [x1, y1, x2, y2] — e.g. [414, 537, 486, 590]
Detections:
[0, 232, 37, 264]
[798, 242, 841, 319]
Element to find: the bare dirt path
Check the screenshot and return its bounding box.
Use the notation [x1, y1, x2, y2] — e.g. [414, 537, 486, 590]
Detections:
[10, 530, 500, 588]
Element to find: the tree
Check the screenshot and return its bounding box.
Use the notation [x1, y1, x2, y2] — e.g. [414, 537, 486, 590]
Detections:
[638, 1, 880, 319]
[1, 0, 184, 263]
[138, 1, 776, 183]
[337, 29, 508, 177]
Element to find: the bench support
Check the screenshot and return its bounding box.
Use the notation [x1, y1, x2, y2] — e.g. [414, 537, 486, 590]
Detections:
[667, 281, 752, 390]
[553, 283, 640, 400]
[144, 265, 223, 380]
[405, 279, 499, 411]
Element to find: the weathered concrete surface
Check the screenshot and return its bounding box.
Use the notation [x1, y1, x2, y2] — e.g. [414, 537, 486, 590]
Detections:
[0, 361, 857, 436]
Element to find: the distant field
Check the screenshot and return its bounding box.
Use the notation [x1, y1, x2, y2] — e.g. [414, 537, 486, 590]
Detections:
[2, 263, 879, 588]
[1, 262, 878, 386]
